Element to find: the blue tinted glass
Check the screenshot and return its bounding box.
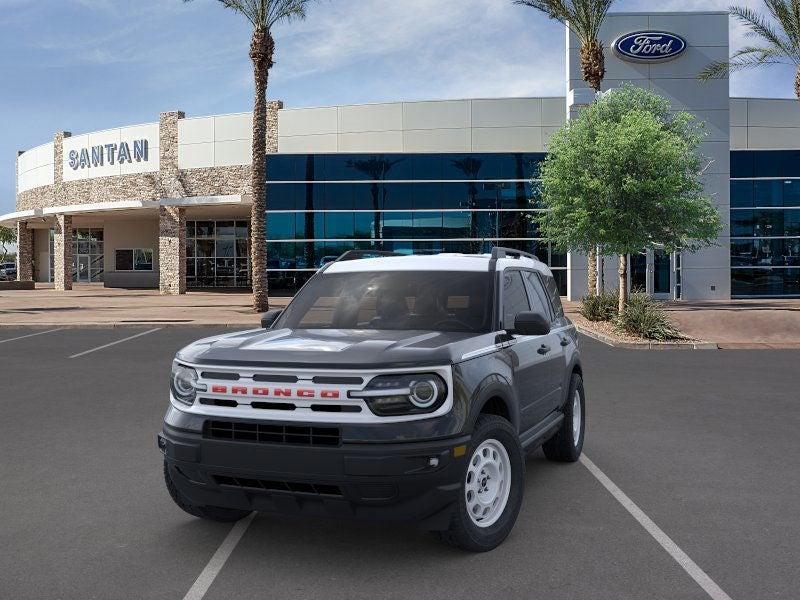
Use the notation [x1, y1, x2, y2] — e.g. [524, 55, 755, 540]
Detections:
[499, 182, 529, 209]
[444, 155, 482, 180]
[754, 151, 783, 177]
[266, 213, 295, 240]
[781, 150, 800, 177]
[412, 155, 443, 179]
[325, 213, 354, 238]
[473, 183, 499, 209]
[324, 183, 354, 210]
[384, 154, 412, 179]
[783, 180, 800, 207]
[266, 155, 297, 181]
[732, 268, 800, 296]
[474, 211, 499, 239]
[754, 180, 783, 207]
[730, 181, 754, 208]
[382, 212, 413, 238]
[325, 155, 357, 180]
[267, 184, 299, 210]
[353, 183, 379, 210]
[384, 240, 413, 254]
[382, 183, 413, 210]
[413, 212, 442, 238]
[730, 151, 754, 178]
[730, 210, 753, 236]
[515, 153, 545, 179]
[550, 248, 567, 268]
[753, 209, 784, 236]
[785, 209, 800, 235]
[442, 211, 471, 237]
[355, 213, 377, 238]
[442, 183, 470, 209]
[499, 211, 527, 238]
[413, 240, 447, 254]
[412, 182, 442, 209]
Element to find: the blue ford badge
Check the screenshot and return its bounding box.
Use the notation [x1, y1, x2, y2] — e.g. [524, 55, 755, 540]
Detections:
[613, 31, 687, 62]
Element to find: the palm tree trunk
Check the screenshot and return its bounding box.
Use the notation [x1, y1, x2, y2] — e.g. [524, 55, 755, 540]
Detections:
[249, 29, 274, 313]
[618, 254, 628, 314]
[587, 247, 597, 296]
[796, 67, 800, 102]
[580, 39, 604, 295]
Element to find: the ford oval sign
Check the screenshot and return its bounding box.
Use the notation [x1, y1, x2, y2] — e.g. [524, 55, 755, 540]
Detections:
[613, 31, 687, 63]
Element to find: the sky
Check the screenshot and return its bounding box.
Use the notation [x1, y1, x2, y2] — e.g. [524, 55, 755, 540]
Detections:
[0, 0, 797, 215]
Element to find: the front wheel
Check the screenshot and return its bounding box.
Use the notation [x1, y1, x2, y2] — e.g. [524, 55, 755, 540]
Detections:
[542, 373, 585, 462]
[436, 415, 524, 552]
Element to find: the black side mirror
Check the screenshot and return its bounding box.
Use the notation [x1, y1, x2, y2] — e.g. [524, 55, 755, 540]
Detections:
[513, 311, 551, 336]
[260, 309, 283, 329]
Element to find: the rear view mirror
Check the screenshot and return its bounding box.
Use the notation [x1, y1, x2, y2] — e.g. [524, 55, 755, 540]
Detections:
[260, 309, 283, 329]
[513, 311, 550, 336]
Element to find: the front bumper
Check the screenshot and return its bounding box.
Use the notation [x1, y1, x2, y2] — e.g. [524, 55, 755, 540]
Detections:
[160, 420, 470, 530]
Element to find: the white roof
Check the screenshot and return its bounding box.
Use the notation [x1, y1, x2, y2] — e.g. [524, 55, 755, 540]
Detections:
[324, 253, 552, 275]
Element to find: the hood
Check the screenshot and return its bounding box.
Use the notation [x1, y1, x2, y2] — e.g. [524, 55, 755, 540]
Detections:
[176, 327, 495, 369]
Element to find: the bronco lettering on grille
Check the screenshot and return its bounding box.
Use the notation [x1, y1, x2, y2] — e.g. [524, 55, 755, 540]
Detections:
[209, 385, 341, 400]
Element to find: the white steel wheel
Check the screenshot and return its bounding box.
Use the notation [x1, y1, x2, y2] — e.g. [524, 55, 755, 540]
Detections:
[572, 389, 582, 447]
[464, 439, 511, 528]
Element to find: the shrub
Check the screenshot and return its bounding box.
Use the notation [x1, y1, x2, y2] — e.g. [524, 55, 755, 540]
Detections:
[614, 294, 683, 340]
[580, 290, 619, 322]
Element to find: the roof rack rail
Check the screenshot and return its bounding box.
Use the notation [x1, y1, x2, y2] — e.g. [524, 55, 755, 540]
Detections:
[335, 250, 404, 262]
[490, 247, 539, 261]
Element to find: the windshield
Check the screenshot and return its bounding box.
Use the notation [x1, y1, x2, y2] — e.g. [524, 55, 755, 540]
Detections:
[276, 271, 494, 332]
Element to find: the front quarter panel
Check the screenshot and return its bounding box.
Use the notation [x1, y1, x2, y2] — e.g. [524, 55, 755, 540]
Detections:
[453, 349, 519, 434]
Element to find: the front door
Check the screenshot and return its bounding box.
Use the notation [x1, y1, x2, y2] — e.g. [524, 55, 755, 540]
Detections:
[652, 249, 672, 299]
[77, 255, 90, 282]
[627, 249, 673, 299]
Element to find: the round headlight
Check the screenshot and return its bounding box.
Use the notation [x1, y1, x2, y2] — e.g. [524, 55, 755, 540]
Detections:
[171, 363, 200, 405]
[409, 379, 438, 408]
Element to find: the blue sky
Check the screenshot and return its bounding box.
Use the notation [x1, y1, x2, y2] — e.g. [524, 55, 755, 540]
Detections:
[1, 0, 797, 215]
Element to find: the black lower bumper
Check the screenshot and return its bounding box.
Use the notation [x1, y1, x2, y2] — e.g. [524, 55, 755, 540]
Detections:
[160, 423, 470, 530]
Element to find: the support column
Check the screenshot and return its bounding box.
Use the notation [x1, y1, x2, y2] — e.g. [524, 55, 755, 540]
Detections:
[16, 221, 33, 282]
[159, 205, 185, 295]
[53, 214, 73, 291]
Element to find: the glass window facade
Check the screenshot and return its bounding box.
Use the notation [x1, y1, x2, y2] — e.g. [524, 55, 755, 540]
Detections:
[731, 151, 800, 296]
[264, 153, 567, 295]
[186, 220, 251, 288]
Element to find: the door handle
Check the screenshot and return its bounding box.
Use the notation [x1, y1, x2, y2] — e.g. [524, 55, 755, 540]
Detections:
[560, 336, 570, 347]
[537, 344, 551, 355]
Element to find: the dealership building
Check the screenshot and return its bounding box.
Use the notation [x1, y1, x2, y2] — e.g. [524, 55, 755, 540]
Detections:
[4, 10, 800, 299]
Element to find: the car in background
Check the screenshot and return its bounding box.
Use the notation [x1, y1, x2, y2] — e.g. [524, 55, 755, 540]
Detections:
[0, 262, 16, 281]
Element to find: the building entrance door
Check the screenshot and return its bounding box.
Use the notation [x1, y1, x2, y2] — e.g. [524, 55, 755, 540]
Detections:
[77, 256, 90, 282]
[626, 249, 674, 299]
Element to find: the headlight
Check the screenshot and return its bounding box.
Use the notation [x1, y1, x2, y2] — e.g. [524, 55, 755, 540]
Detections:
[350, 373, 447, 416]
[170, 363, 205, 406]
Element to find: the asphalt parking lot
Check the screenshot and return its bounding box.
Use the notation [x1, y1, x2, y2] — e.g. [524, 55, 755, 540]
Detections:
[1, 327, 798, 600]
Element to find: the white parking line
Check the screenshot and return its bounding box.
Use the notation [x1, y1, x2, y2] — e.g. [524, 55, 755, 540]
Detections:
[183, 512, 256, 600]
[580, 454, 733, 600]
[0, 329, 63, 345]
[68, 328, 162, 359]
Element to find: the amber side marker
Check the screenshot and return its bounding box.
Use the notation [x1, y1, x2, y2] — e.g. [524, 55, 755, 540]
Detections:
[453, 445, 467, 458]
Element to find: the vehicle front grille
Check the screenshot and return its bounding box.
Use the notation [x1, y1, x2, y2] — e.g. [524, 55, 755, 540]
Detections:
[204, 420, 341, 447]
[213, 475, 343, 497]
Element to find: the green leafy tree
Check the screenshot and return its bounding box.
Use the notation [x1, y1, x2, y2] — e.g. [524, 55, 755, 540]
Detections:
[184, 0, 315, 311]
[0, 226, 15, 263]
[699, 2, 800, 100]
[537, 85, 722, 313]
[515, 0, 616, 294]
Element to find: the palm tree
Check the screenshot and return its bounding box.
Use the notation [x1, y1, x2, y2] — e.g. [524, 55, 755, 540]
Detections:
[185, 0, 314, 312]
[699, 2, 800, 101]
[515, 0, 615, 295]
[348, 157, 404, 247]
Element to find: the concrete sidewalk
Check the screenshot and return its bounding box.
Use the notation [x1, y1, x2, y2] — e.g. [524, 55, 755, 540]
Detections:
[0, 284, 290, 327]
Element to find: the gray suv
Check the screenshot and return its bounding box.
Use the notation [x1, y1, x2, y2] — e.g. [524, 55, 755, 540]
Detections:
[160, 248, 585, 551]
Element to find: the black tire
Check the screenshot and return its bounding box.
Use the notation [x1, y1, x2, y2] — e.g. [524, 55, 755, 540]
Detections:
[542, 372, 585, 462]
[163, 461, 252, 523]
[436, 414, 525, 552]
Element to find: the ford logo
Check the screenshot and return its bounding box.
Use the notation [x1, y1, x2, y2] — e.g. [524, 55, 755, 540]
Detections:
[613, 31, 687, 62]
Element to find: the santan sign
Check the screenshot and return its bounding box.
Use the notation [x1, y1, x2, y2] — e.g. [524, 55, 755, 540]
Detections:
[68, 139, 149, 170]
[613, 31, 687, 62]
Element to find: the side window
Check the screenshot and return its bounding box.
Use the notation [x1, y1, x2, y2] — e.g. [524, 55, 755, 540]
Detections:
[542, 273, 565, 319]
[502, 270, 531, 329]
[522, 271, 552, 321]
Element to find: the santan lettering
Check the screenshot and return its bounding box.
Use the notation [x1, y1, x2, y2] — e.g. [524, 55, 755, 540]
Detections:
[68, 139, 148, 170]
[629, 35, 674, 56]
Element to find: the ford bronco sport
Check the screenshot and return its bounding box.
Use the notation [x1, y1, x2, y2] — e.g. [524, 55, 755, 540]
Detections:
[160, 248, 585, 551]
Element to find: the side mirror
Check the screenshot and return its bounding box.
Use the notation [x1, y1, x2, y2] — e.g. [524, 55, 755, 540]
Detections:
[260, 309, 283, 329]
[513, 311, 551, 336]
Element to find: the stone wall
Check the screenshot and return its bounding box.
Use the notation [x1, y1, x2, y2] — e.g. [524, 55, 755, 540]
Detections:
[158, 206, 186, 295]
[53, 214, 73, 291]
[16, 221, 33, 281]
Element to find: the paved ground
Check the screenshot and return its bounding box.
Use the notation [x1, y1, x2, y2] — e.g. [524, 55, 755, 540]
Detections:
[1, 327, 798, 599]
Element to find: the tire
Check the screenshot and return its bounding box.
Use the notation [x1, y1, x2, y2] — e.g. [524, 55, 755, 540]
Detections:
[542, 372, 585, 462]
[436, 414, 525, 552]
[163, 461, 252, 523]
